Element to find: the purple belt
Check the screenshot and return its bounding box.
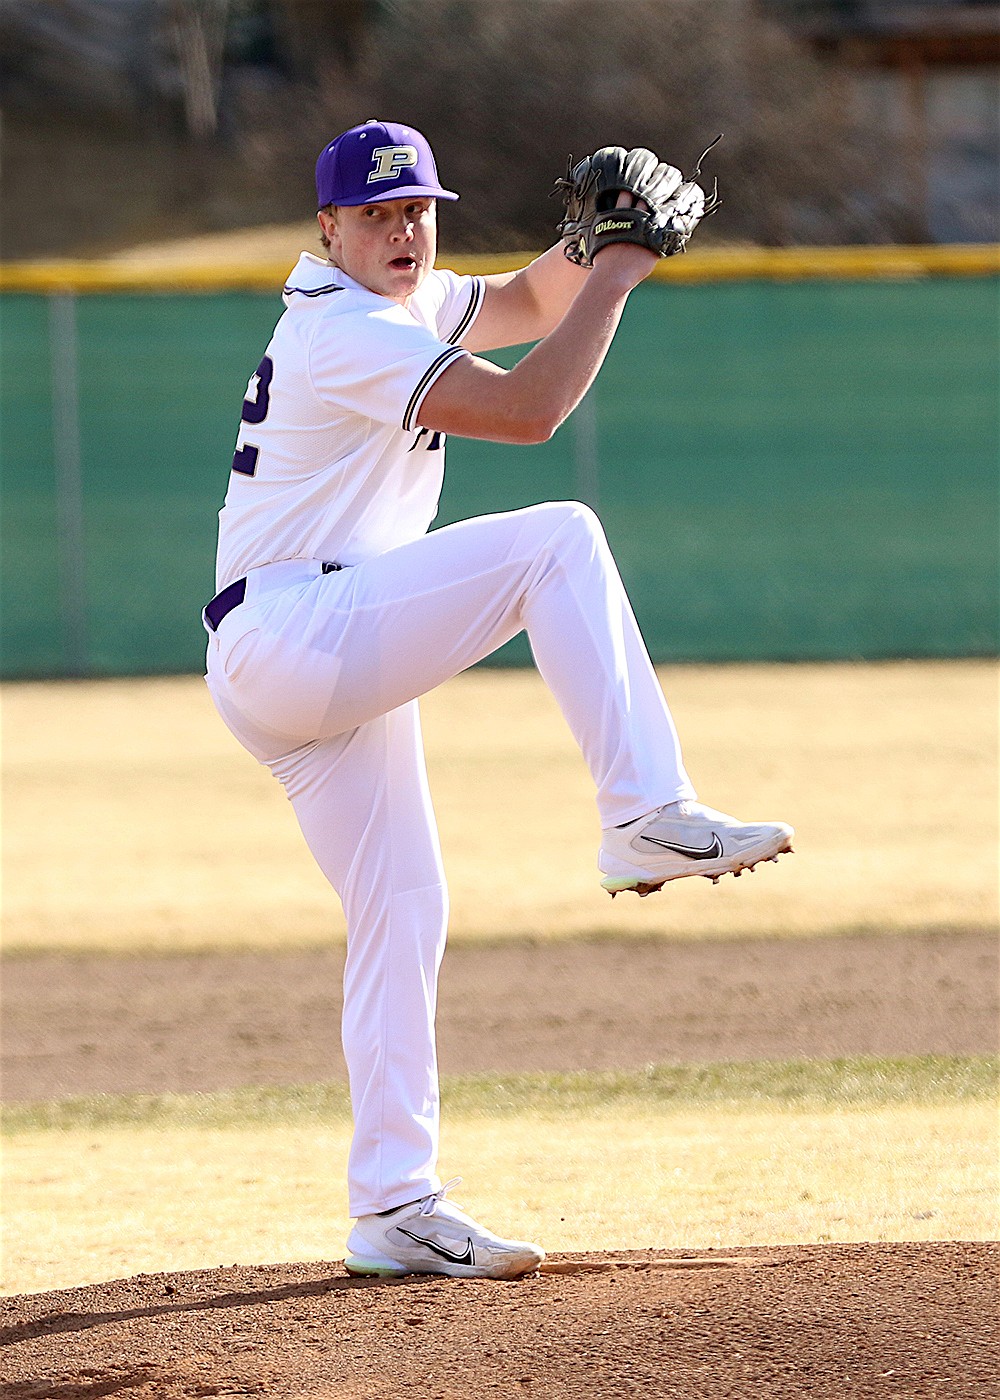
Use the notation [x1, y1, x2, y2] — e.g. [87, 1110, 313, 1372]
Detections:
[204, 562, 343, 632]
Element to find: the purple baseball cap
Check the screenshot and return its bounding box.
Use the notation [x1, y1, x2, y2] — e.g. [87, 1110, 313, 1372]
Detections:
[316, 120, 459, 208]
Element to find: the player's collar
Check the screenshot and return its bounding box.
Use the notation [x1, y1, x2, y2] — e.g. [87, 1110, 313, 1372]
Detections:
[282, 252, 347, 304]
[282, 253, 430, 317]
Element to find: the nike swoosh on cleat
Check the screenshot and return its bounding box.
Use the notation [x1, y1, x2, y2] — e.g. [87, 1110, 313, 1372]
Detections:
[639, 833, 724, 860]
[397, 1227, 475, 1266]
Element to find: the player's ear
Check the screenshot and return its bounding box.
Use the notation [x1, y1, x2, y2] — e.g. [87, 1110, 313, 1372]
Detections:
[317, 206, 338, 253]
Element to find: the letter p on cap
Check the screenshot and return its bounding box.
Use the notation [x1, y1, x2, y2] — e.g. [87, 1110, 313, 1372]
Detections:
[368, 145, 419, 183]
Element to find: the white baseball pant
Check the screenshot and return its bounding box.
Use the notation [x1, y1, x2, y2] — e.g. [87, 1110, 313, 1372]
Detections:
[205, 501, 695, 1216]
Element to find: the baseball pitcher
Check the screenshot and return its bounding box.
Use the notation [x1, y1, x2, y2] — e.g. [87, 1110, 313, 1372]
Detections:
[203, 120, 792, 1280]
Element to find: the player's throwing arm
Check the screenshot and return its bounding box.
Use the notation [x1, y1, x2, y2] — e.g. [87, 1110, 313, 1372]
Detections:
[417, 142, 720, 445]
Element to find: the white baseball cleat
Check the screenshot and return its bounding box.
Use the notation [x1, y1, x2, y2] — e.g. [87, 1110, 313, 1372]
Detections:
[344, 1178, 545, 1280]
[600, 800, 794, 897]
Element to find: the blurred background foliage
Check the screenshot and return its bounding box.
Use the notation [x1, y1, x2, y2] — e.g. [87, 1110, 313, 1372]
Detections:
[1, 0, 998, 258]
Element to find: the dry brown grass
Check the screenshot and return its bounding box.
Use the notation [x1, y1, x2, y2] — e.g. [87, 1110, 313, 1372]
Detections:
[2, 660, 996, 953]
[4, 1099, 993, 1296]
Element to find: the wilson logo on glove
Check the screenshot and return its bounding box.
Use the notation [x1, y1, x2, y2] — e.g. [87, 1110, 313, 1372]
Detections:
[594, 217, 634, 235]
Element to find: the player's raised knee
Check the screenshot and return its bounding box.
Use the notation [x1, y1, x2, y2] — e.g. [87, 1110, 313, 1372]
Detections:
[552, 498, 607, 543]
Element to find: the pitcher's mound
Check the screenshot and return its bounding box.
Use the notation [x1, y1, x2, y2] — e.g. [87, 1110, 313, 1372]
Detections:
[2, 1242, 996, 1399]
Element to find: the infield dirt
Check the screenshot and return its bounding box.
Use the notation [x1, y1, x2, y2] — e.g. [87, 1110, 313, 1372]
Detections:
[3, 928, 996, 1102]
[3, 1241, 998, 1399]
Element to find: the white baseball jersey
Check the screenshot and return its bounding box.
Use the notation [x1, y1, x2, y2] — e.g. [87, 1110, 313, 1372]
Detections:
[214, 252, 485, 591]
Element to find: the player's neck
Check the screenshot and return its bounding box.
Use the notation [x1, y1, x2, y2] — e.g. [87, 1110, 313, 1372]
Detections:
[327, 255, 419, 309]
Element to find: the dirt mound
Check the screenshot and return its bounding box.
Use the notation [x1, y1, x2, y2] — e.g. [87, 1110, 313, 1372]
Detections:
[1, 1242, 995, 1399]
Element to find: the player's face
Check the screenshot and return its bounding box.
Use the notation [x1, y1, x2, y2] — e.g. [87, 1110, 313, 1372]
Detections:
[321, 198, 437, 304]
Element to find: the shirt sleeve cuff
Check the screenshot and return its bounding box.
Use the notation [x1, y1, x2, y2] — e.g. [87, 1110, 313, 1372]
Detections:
[401, 346, 467, 432]
[445, 276, 485, 346]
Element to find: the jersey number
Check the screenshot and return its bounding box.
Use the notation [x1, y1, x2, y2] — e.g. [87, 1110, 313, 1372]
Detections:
[231, 355, 273, 476]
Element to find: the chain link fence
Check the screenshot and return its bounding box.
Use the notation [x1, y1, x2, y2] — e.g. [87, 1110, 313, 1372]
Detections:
[2, 268, 997, 678]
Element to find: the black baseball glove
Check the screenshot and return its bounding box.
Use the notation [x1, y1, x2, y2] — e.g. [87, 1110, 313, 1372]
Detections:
[554, 138, 720, 268]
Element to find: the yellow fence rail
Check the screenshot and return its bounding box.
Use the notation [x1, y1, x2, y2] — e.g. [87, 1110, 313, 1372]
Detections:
[1, 244, 997, 293]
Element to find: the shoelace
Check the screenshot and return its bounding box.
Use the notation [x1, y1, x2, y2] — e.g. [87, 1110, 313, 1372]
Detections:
[418, 1176, 462, 1217]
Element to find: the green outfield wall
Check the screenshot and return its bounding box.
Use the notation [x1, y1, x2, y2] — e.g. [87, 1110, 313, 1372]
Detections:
[1, 266, 998, 678]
